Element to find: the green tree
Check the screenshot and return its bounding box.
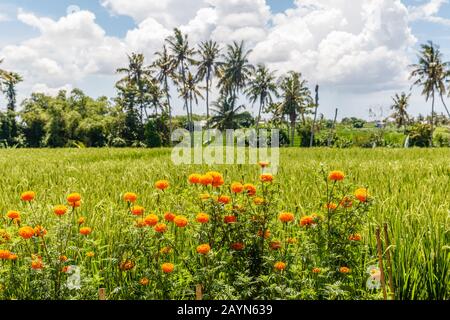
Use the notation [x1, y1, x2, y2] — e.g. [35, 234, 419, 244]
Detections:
[277, 72, 313, 146]
[196, 40, 221, 123]
[209, 95, 248, 130]
[390, 92, 410, 132]
[245, 64, 277, 131]
[410, 41, 450, 146]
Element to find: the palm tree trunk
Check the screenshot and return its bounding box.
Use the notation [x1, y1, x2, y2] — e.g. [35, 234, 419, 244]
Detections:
[256, 97, 263, 134]
[439, 93, 450, 118]
[165, 78, 172, 147]
[431, 91, 435, 147]
[206, 72, 210, 126]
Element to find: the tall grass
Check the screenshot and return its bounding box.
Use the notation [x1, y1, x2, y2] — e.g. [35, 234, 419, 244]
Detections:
[0, 148, 448, 299]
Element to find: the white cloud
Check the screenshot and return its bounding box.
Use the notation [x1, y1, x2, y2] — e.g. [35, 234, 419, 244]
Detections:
[31, 83, 73, 96]
[0, 13, 10, 22]
[408, 0, 450, 26]
[250, 0, 416, 91]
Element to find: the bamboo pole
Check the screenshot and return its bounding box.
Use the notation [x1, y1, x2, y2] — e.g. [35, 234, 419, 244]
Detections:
[195, 284, 203, 300]
[375, 227, 387, 300]
[384, 223, 395, 299]
[99, 288, 106, 300]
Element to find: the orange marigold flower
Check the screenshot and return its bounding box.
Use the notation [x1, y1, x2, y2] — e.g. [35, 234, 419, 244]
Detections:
[270, 241, 282, 250]
[53, 205, 68, 216]
[328, 170, 345, 181]
[69, 201, 81, 208]
[160, 247, 172, 255]
[312, 267, 321, 274]
[21, 191, 35, 202]
[161, 262, 174, 273]
[135, 219, 146, 228]
[199, 193, 210, 201]
[119, 260, 135, 271]
[260, 173, 274, 183]
[230, 242, 245, 251]
[188, 173, 202, 184]
[199, 174, 214, 186]
[0, 249, 11, 260]
[355, 188, 369, 202]
[164, 212, 176, 222]
[60, 255, 68, 262]
[278, 212, 295, 223]
[131, 205, 145, 216]
[78, 216, 85, 225]
[9, 253, 18, 261]
[140, 277, 149, 286]
[123, 192, 138, 203]
[67, 193, 81, 203]
[174, 215, 188, 228]
[154, 223, 167, 233]
[253, 197, 265, 205]
[349, 233, 362, 241]
[300, 216, 315, 227]
[340, 196, 353, 208]
[218, 195, 231, 204]
[224, 215, 237, 224]
[6, 210, 20, 220]
[34, 225, 47, 237]
[207, 172, 224, 187]
[326, 203, 338, 210]
[196, 244, 211, 255]
[61, 266, 70, 273]
[18, 226, 35, 239]
[86, 252, 95, 258]
[79, 227, 92, 236]
[274, 261, 286, 271]
[243, 183, 257, 196]
[31, 259, 44, 270]
[258, 229, 271, 239]
[155, 180, 169, 190]
[144, 214, 159, 227]
[340, 266, 351, 274]
[258, 161, 270, 168]
[196, 213, 209, 224]
[230, 182, 244, 193]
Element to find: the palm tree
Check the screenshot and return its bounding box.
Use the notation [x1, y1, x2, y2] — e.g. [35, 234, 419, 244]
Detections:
[196, 40, 221, 124]
[154, 45, 175, 144]
[1, 72, 22, 112]
[166, 28, 197, 138]
[0, 59, 13, 91]
[410, 41, 450, 145]
[209, 95, 247, 130]
[278, 72, 313, 146]
[245, 64, 278, 132]
[218, 41, 254, 102]
[390, 92, 410, 132]
[116, 53, 153, 124]
[179, 72, 203, 130]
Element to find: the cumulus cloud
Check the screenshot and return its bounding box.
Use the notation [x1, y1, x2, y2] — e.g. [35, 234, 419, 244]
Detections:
[409, 0, 450, 25]
[250, 0, 416, 91]
[1, 9, 126, 88]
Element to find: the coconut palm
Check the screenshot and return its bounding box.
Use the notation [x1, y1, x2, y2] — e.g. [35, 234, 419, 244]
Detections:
[245, 64, 278, 132]
[209, 95, 247, 130]
[410, 41, 450, 145]
[1, 72, 22, 112]
[218, 41, 254, 102]
[278, 71, 313, 146]
[116, 53, 153, 123]
[390, 92, 411, 132]
[179, 72, 204, 130]
[154, 45, 176, 144]
[166, 28, 197, 137]
[196, 40, 221, 124]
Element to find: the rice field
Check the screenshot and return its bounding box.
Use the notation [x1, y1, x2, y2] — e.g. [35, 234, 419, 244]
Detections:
[0, 148, 448, 300]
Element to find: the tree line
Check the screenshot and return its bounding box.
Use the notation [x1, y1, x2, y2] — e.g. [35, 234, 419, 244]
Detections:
[0, 30, 449, 148]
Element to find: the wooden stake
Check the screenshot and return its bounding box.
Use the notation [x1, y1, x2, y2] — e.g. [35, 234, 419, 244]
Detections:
[375, 227, 387, 300]
[99, 288, 106, 300]
[195, 284, 203, 300]
[384, 223, 395, 299]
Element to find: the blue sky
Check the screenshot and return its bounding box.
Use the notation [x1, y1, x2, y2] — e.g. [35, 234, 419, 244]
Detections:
[1, 0, 450, 119]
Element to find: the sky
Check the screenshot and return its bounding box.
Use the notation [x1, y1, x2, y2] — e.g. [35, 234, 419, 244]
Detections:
[1, 0, 450, 120]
